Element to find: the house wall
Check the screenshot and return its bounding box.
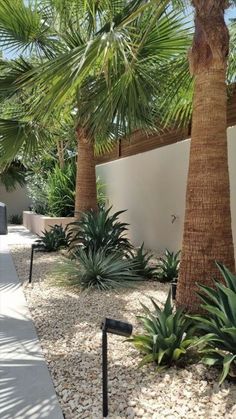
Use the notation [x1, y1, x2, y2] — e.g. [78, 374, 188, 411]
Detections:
[0, 185, 31, 220]
[97, 126, 236, 254]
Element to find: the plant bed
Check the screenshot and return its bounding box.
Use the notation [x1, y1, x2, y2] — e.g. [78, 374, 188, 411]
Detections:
[23, 211, 75, 236]
[10, 245, 236, 419]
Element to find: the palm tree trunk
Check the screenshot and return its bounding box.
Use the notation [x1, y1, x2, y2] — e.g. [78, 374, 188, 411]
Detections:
[176, 0, 235, 312]
[56, 140, 65, 169]
[74, 127, 98, 217]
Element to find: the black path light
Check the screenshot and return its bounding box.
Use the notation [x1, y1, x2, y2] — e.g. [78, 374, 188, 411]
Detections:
[101, 318, 133, 418]
[29, 243, 45, 283]
[171, 279, 177, 301]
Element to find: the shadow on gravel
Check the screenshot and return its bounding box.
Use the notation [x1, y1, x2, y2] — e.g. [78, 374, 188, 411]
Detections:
[10, 246, 236, 418]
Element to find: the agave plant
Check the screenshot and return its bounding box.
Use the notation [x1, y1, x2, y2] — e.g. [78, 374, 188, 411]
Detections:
[36, 224, 68, 252]
[191, 262, 236, 384]
[157, 249, 181, 283]
[128, 243, 157, 280]
[67, 207, 133, 256]
[55, 249, 141, 291]
[130, 292, 198, 368]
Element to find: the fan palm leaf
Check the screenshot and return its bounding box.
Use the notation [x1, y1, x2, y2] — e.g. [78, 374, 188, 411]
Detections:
[0, 0, 192, 214]
[0, 159, 26, 191]
[0, 118, 51, 161]
[18, 6, 191, 123]
[0, 0, 58, 58]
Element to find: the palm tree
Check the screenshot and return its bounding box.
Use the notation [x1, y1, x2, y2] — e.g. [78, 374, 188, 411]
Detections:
[173, 1, 236, 311]
[0, 0, 190, 216]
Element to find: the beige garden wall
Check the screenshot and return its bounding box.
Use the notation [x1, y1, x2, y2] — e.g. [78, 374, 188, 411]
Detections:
[97, 126, 236, 254]
[0, 185, 31, 219]
[23, 211, 75, 236]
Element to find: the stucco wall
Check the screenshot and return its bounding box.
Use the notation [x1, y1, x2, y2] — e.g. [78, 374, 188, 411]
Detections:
[0, 185, 31, 220]
[97, 126, 236, 254]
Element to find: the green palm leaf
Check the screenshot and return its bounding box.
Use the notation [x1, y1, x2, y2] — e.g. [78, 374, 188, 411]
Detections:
[0, 0, 57, 57]
[0, 159, 26, 191]
[0, 118, 51, 162]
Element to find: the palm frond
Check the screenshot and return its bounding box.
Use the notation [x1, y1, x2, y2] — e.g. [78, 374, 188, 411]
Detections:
[0, 159, 26, 191]
[0, 118, 51, 163]
[20, 6, 191, 136]
[0, 0, 193, 161]
[228, 20, 236, 83]
[0, 0, 58, 57]
[0, 57, 34, 99]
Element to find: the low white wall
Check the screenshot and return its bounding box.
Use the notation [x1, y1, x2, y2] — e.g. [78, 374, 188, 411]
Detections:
[23, 211, 75, 236]
[0, 185, 31, 220]
[97, 126, 236, 254]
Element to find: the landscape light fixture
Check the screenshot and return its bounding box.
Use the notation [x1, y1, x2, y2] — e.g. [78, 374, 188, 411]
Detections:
[101, 318, 133, 418]
[29, 243, 45, 283]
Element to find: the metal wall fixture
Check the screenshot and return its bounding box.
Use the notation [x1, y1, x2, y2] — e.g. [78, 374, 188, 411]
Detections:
[171, 214, 178, 224]
[101, 318, 133, 418]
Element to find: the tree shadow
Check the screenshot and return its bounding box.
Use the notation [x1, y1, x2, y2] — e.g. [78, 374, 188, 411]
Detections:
[0, 315, 63, 419]
[0, 279, 21, 293]
[7, 226, 37, 246]
[26, 288, 236, 418]
[0, 361, 63, 419]
[13, 285, 227, 417]
[37, 336, 236, 418]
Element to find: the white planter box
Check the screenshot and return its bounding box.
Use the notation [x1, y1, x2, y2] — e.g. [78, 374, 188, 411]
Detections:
[23, 211, 76, 236]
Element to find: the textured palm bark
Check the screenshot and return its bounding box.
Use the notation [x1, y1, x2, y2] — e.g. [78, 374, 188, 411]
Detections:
[56, 140, 65, 169]
[74, 127, 98, 217]
[176, 0, 235, 312]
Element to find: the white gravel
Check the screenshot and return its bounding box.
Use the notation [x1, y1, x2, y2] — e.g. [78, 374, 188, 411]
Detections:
[10, 245, 236, 419]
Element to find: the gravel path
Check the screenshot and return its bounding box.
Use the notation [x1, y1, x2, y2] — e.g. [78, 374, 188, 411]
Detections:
[10, 245, 236, 419]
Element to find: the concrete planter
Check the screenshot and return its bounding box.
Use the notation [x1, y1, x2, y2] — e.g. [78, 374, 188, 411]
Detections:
[23, 211, 76, 236]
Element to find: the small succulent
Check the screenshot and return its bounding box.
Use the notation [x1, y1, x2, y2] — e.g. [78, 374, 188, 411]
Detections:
[130, 292, 198, 368]
[191, 262, 236, 384]
[55, 248, 141, 290]
[128, 244, 157, 280]
[157, 249, 181, 283]
[36, 224, 68, 252]
[67, 207, 133, 256]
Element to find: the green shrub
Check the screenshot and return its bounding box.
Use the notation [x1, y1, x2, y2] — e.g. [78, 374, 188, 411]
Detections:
[8, 214, 23, 224]
[36, 224, 68, 252]
[47, 164, 76, 217]
[157, 249, 180, 283]
[128, 244, 157, 280]
[27, 161, 106, 217]
[96, 176, 106, 208]
[130, 292, 198, 368]
[26, 172, 49, 215]
[56, 249, 141, 290]
[67, 207, 133, 256]
[191, 262, 236, 384]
